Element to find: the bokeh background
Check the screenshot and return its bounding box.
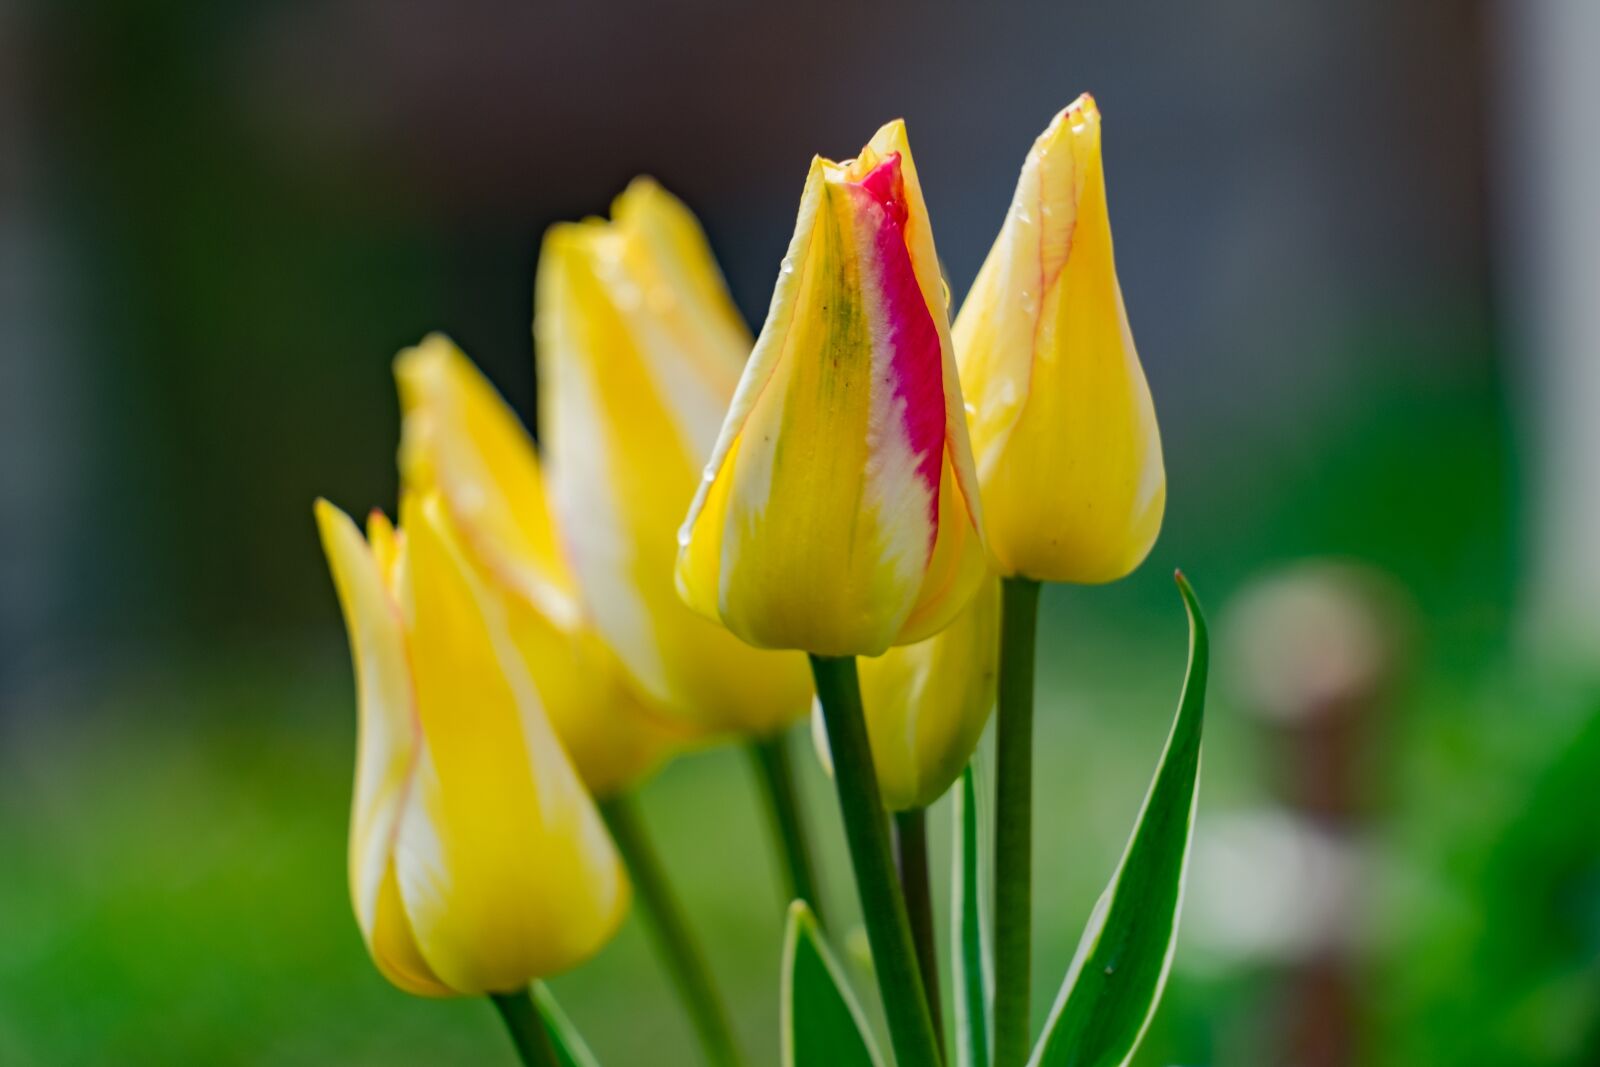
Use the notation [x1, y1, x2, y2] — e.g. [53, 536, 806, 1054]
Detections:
[5, 1, 1600, 1063]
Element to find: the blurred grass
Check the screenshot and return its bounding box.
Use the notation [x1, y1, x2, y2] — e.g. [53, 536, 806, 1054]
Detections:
[0, 585, 1217, 1066]
[6, 570, 1599, 1065]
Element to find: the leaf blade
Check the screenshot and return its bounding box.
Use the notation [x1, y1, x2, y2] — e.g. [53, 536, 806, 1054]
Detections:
[783, 900, 884, 1067]
[1029, 572, 1209, 1067]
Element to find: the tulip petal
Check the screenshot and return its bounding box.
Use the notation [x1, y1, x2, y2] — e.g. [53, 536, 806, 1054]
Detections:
[864, 121, 986, 551]
[504, 599, 693, 799]
[859, 576, 1000, 810]
[395, 334, 580, 629]
[398, 336, 688, 785]
[610, 177, 751, 442]
[816, 577, 1000, 811]
[314, 499, 449, 996]
[679, 124, 986, 656]
[538, 188, 815, 734]
[393, 494, 627, 994]
[953, 96, 1164, 583]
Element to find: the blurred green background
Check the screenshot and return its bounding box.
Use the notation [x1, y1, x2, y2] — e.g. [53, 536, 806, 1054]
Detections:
[5, 1, 1600, 1064]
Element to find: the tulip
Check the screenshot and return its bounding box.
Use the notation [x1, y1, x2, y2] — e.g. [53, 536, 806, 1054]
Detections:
[953, 95, 1166, 1067]
[394, 334, 686, 797]
[534, 178, 813, 737]
[677, 119, 987, 659]
[952, 93, 1164, 585]
[677, 118, 979, 1067]
[394, 335, 745, 1064]
[813, 576, 1000, 812]
[314, 493, 627, 997]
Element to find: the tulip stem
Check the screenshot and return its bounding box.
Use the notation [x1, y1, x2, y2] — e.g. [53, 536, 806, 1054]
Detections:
[489, 987, 561, 1067]
[895, 806, 946, 1057]
[992, 577, 1040, 1067]
[748, 731, 826, 924]
[599, 794, 744, 1067]
[810, 654, 943, 1067]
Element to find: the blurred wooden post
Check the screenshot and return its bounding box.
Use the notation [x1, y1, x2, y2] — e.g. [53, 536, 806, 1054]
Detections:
[1226, 563, 1410, 1067]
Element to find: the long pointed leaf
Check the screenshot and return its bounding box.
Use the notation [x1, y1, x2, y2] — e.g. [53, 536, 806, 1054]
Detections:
[782, 900, 884, 1067]
[531, 982, 602, 1067]
[953, 764, 992, 1067]
[1029, 572, 1209, 1067]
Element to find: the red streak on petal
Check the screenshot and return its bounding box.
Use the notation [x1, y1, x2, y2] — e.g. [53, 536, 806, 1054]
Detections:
[852, 152, 944, 537]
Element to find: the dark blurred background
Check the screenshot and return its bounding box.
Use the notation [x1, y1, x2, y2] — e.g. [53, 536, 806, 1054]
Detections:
[4, 1, 1598, 1064]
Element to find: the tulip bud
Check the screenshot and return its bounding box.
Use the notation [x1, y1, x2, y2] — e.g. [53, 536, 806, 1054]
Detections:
[952, 95, 1164, 584]
[315, 494, 628, 996]
[395, 335, 687, 795]
[535, 180, 813, 736]
[813, 577, 1000, 810]
[677, 120, 988, 657]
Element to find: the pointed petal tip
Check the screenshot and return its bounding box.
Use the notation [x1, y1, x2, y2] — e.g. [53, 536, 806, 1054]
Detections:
[393, 331, 461, 391]
[313, 496, 351, 538]
[614, 173, 664, 209]
[366, 506, 396, 542]
[1038, 93, 1103, 157]
[874, 116, 909, 142]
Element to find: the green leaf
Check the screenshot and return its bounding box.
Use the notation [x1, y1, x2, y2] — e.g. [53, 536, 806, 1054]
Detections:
[953, 764, 991, 1067]
[1029, 572, 1209, 1067]
[531, 982, 601, 1067]
[782, 900, 884, 1067]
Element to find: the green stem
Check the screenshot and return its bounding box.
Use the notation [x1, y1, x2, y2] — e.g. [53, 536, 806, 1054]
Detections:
[490, 988, 561, 1067]
[810, 654, 942, 1067]
[992, 577, 1040, 1067]
[895, 806, 945, 1058]
[599, 794, 744, 1067]
[748, 730, 826, 924]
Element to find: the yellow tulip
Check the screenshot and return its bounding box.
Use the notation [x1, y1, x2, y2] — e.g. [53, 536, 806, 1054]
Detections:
[952, 94, 1164, 584]
[395, 334, 687, 795]
[813, 577, 1000, 810]
[534, 179, 813, 736]
[677, 120, 988, 657]
[314, 494, 628, 996]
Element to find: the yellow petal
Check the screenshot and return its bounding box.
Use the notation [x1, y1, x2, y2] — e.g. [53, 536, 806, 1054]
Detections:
[313, 499, 450, 996]
[952, 95, 1164, 583]
[398, 335, 687, 783]
[365, 508, 405, 592]
[610, 176, 753, 418]
[395, 334, 580, 629]
[392, 493, 628, 994]
[816, 576, 999, 810]
[677, 123, 986, 656]
[535, 188, 813, 735]
[503, 593, 693, 798]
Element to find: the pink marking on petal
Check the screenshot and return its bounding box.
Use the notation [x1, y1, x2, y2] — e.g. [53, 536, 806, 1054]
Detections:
[852, 153, 945, 535]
